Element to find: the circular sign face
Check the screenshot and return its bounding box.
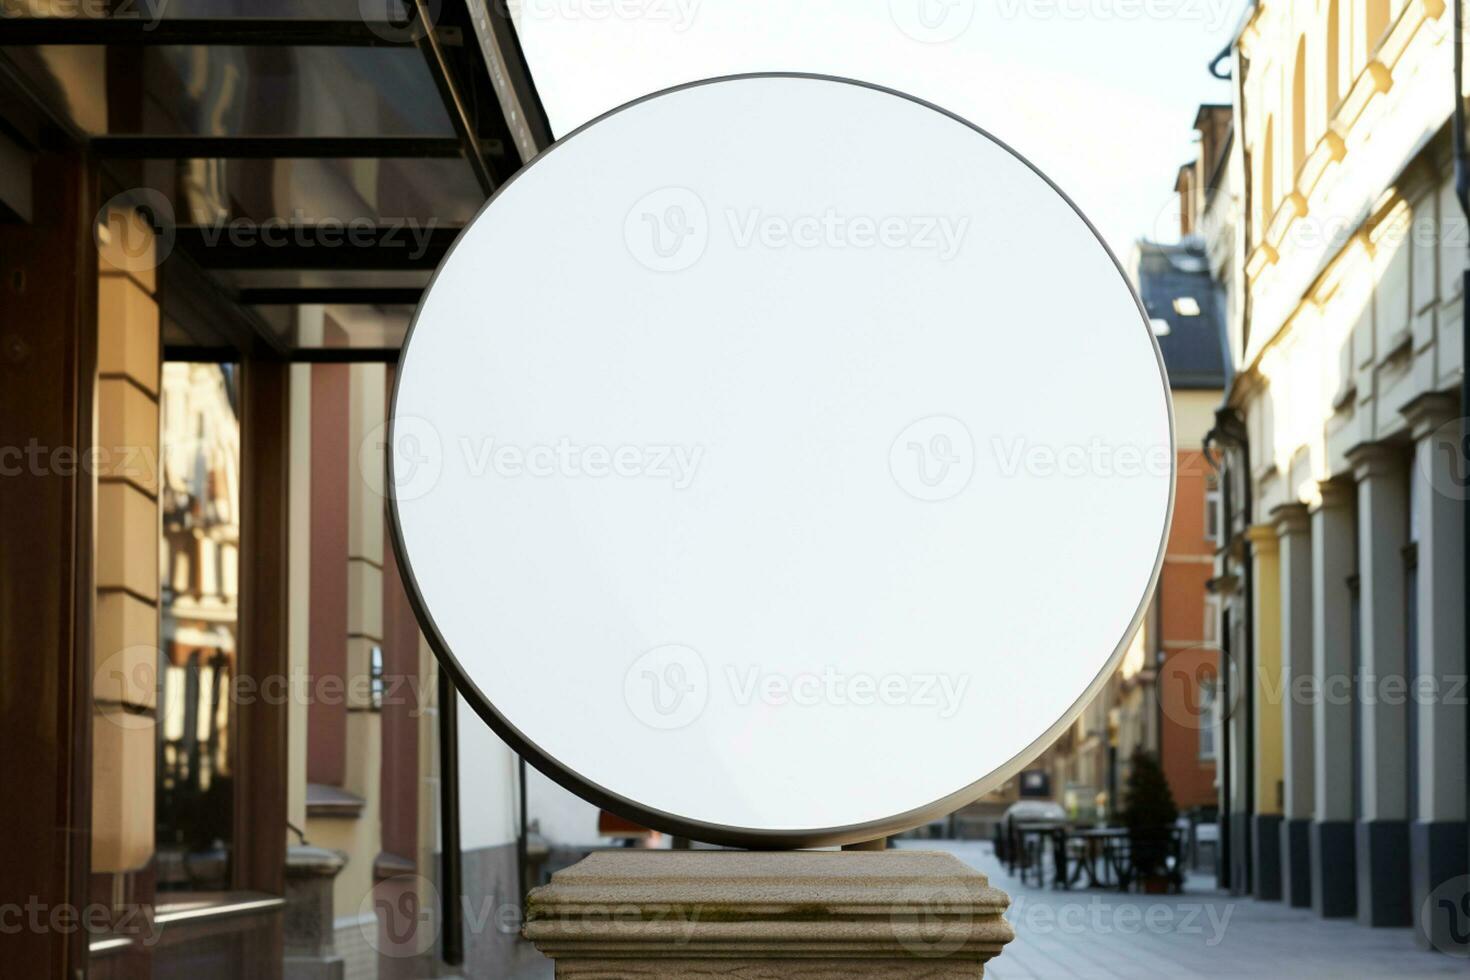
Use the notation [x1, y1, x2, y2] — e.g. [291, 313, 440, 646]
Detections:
[389, 74, 1173, 847]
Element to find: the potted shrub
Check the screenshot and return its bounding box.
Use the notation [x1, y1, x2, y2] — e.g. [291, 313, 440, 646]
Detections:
[1120, 749, 1178, 894]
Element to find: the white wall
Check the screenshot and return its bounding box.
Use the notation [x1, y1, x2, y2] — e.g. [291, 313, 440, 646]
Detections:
[526, 766, 607, 848]
[456, 698, 520, 851]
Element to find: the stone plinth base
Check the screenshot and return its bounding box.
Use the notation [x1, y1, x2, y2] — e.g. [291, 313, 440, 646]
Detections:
[283, 845, 346, 980]
[1281, 818, 1312, 908]
[1252, 814, 1282, 901]
[524, 849, 1014, 978]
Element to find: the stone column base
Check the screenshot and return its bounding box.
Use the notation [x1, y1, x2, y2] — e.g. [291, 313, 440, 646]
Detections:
[1310, 820, 1355, 918]
[1355, 820, 1410, 927]
[1252, 814, 1282, 901]
[1410, 819, 1469, 952]
[1280, 818, 1312, 908]
[283, 845, 347, 980]
[524, 849, 1014, 978]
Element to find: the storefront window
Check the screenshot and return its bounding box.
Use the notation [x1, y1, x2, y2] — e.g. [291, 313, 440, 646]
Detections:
[156, 361, 241, 892]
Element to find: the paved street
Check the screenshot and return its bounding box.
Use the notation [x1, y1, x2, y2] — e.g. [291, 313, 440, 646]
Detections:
[898, 840, 1463, 979]
[511, 838, 1464, 978]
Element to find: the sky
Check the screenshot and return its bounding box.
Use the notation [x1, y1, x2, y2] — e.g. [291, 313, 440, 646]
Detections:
[513, 0, 1244, 257]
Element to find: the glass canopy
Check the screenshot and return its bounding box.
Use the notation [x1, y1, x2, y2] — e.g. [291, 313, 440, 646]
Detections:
[1, 1, 552, 356]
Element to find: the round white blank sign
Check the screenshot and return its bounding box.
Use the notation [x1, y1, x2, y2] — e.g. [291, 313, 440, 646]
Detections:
[389, 74, 1173, 846]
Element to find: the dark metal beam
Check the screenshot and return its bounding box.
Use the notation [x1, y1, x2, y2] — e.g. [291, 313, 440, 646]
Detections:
[167, 344, 402, 363]
[174, 224, 457, 269]
[160, 245, 289, 355]
[90, 135, 502, 159]
[289, 347, 402, 363]
[465, 0, 554, 161]
[0, 17, 448, 47]
[238, 287, 422, 306]
[414, 0, 496, 195]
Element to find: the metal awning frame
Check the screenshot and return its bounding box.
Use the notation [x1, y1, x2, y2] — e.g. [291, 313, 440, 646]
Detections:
[0, 3, 551, 356]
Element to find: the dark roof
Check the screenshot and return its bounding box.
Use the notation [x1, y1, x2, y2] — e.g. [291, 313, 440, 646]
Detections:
[1134, 241, 1226, 390]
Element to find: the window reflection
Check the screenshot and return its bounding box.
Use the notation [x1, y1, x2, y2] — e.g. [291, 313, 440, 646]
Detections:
[157, 362, 241, 892]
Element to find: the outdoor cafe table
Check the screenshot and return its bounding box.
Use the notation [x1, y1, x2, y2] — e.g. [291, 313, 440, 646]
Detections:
[1011, 822, 1068, 889]
[1066, 827, 1132, 891]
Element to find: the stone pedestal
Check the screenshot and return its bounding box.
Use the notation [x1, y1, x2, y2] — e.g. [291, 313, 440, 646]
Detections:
[524, 849, 1013, 978]
[283, 845, 347, 980]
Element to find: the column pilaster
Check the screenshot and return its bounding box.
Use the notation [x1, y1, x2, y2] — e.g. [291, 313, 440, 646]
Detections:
[1401, 392, 1469, 950]
[1245, 523, 1283, 902]
[1310, 478, 1356, 918]
[1347, 442, 1411, 927]
[1273, 503, 1314, 908]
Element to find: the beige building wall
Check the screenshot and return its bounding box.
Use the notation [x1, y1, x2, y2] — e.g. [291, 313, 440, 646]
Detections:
[92, 207, 161, 874]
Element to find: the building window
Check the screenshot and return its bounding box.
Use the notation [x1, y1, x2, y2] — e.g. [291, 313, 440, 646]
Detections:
[1326, 0, 1341, 117]
[1259, 116, 1276, 232]
[1291, 38, 1308, 178]
[1205, 483, 1221, 543]
[1199, 677, 1218, 761]
[1366, 0, 1390, 54]
[370, 644, 385, 710]
[1203, 594, 1220, 646]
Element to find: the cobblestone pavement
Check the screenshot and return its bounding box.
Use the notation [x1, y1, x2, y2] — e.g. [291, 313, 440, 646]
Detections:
[899, 839, 1464, 978]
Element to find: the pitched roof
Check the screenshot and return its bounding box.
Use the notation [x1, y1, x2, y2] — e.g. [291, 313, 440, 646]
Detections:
[1134, 240, 1226, 391]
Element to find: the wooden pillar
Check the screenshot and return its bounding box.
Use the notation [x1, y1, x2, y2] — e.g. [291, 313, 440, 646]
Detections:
[235, 351, 291, 907]
[0, 150, 98, 979]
